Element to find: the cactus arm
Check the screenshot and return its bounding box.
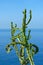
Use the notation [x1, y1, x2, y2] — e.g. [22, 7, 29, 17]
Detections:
[26, 10, 32, 25]
[5, 43, 12, 53]
[31, 44, 39, 54]
[27, 29, 31, 40]
[22, 9, 27, 35]
[20, 46, 24, 57]
[19, 46, 25, 65]
[11, 22, 20, 58]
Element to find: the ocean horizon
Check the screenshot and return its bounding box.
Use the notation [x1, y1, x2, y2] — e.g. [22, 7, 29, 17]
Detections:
[0, 29, 43, 65]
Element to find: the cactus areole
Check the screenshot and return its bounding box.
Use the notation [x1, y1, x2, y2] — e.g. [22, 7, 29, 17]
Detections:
[6, 9, 39, 65]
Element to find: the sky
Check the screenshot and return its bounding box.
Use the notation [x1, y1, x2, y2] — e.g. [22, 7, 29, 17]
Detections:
[0, 0, 43, 29]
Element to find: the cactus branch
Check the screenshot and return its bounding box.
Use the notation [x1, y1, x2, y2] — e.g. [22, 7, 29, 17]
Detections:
[26, 10, 32, 25]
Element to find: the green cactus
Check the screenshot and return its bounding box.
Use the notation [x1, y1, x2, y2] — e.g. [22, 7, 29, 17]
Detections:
[6, 9, 39, 65]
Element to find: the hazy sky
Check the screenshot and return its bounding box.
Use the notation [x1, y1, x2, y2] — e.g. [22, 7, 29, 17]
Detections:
[0, 0, 43, 29]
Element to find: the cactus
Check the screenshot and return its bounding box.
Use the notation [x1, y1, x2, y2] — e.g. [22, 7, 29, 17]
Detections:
[6, 9, 39, 65]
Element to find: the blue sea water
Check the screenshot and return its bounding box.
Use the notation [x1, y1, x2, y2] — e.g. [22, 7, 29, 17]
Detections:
[0, 29, 43, 65]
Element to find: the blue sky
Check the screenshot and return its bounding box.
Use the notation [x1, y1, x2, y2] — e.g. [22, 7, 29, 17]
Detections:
[0, 0, 43, 29]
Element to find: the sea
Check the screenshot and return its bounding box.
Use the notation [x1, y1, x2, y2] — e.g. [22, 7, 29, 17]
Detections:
[0, 29, 43, 65]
